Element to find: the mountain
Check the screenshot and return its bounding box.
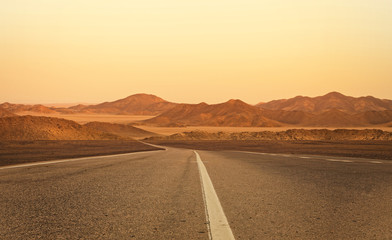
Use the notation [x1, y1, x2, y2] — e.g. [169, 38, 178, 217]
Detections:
[302, 109, 364, 127]
[260, 109, 315, 125]
[143, 99, 282, 127]
[0, 116, 121, 140]
[84, 122, 158, 139]
[354, 110, 392, 125]
[257, 92, 392, 113]
[0, 103, 57, 114]
[0, 107, 17, 117]
[262, 108, 392, 127]
[73, 94, 177, 115]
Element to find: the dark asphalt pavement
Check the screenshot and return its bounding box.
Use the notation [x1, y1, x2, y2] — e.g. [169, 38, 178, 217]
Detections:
[1, 147, 391, 239]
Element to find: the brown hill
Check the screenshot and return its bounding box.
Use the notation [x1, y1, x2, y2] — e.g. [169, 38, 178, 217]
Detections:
[262, 108, 392, 127]
[0, 116, 120, 140]
[0, 107, 17, 117]
[354, 110, 392, 125]
[73, 94, 177, 115]
[258, 92, 392, 113]
[147, 129, 392, 141]
[84, 122, 158, 139]
[260, 109, 315, 125]
[0, 103, 57, 114]
[143, 99, 282, 127]
[302, 109, 365, 127]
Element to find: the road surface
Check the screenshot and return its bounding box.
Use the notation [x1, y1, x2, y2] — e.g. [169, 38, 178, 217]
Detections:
[1, 147, 391, 239]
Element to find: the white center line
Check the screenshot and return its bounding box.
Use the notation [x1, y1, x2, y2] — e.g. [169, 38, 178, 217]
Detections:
[194, 151, 235, 240]
[326, 159, 353, 163]
[370, 161, 382, 164]
[0, 150, 163, 171]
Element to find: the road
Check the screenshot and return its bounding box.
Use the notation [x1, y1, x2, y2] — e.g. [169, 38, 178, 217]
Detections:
[1, 147, 391, 239]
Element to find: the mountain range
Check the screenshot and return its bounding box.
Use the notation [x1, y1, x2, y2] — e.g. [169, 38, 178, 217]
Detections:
[256, 92, 392, 113]
[144, 100, 282, 127]
[2, 92, 392, 127]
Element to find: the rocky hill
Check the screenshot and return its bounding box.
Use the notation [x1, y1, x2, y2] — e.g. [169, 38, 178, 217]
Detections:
[0, 107, 17, 117]
[0, 116, 121, 140]
[143, 99, 282, 127]
[84, 122, 158, 139]
[0, 103, 57, 114]
[73, 94, 177, 115]
[147, 129, 392, 141]
[257, 92, 392, 114]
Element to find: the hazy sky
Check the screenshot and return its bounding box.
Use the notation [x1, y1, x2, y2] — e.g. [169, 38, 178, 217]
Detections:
[1, 0, 391, 104]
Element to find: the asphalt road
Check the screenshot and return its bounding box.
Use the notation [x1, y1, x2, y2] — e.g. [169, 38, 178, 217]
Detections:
[1, 147, 391, 239]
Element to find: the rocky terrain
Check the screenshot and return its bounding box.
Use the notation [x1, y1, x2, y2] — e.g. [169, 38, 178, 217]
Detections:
[2, 92, 392, 127]
[84, 122, 158, 139]
[147, 129, 392, 141]
[70, 94, 177, 115]
[143, 99, 282, 127]
[0, 116, 121, 140]
[0, 107, 17, 117]
[257, 91, 392, 113]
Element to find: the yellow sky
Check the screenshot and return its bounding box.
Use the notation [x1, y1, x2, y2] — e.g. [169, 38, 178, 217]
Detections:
[1, 0, 391, 104]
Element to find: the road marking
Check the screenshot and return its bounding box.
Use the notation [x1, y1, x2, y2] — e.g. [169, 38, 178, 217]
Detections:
[370, 161, 382, 164]
[194, 151, 235, 240]
[138, 141, 168, 151]
[0, 150, 164, 171]
[326, 159, 353, 163]
[300, 156, 311, 159]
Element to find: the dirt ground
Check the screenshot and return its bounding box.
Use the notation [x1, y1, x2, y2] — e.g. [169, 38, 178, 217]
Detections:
[0, 140, 163, 166]
[137, 126, 392, 136]
[17, 112, 155, 124]
[148, 140, 392, 160]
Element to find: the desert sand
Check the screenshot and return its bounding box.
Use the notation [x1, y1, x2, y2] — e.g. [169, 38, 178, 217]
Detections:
[17, 112, 155, 124]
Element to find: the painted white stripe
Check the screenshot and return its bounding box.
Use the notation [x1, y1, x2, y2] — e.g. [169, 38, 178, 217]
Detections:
[137, 141, 168, 151]
[326, 159, 353, 163]
[370, 161, 382, 164]
[0, 150, 163, 171]
[194, 151, 235, 240]
[300, 156, 311, 159]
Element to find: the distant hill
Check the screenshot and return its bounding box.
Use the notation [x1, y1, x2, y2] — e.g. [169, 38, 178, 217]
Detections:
[84, 122, 158, 139]
[262, 108, 392, 127]
[257, 92, 392, 113]
[354, 110, 392, 125]
[0, 103, 57, 114]
[73, 94, 177, 115]
[0, 116, 120, 140]
[303, 109, 364, 127]
[260, 109, 314, 125]
[2, 92, 392, 127]
[0, 94, 177, 115]
[0, 107, 17, 117]
[143, 99, 282, 127]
